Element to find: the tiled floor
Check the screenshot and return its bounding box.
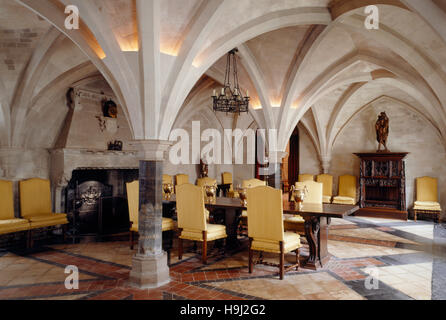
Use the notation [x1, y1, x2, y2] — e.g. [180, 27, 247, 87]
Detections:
[0, 217, 445, 300]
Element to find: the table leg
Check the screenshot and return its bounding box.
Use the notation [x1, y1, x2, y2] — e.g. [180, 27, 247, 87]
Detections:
[225, 208, 242, 249]
[303, 216, 331, 270]
[318, 217, 331, 267]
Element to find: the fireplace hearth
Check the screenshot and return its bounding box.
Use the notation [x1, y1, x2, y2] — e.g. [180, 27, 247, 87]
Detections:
[66, 169, 138, 237]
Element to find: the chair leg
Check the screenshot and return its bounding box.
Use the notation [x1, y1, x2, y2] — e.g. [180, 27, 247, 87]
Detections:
[130, 231, 134, 250]
[414, 210, 417, 222]
[202, 231, 207, 264]
[178, 237, 183, 261]
[296, 248, 300, 271]
[26, 230, 31, 249]
[167, 249, 171, 266]
[248, 238, 253, 274]
[63, 225, 67, 242]
[27, 230, 33, 249]
[280, 241, 285, 280]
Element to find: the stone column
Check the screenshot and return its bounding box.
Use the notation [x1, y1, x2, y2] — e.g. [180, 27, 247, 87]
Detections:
[128, 139, 172, 289]
[320, 155, 332, 174]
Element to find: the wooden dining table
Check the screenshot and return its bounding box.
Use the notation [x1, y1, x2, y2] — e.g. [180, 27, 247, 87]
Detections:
[163, 196, 359, 270]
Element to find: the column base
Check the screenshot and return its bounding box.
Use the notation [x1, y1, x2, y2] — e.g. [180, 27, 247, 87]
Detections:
[129, 252, 170, 289]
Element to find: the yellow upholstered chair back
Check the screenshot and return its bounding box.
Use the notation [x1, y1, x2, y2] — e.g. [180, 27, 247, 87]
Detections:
[126, 181, 139, 225]
[298, 174, 314, 182]
[20, 178, 52, 218]
[222, 172, 233, 191]
[295, 181, 323, 204]
[242, 179, 266, 189]
[317, 174, 333, 197]
[338, 175, 357, 199]
[176, 184, 207, 231]
[163, 174, 173, 185]
[0, 180, 14, 220]
[416, 176, 438, 202]
[247, 186, 284, 242]
[176, 174, 189, 186]
[196, 177, 217, 187]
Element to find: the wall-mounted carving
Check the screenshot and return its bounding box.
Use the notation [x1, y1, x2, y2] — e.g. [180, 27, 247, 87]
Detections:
[102, 99, 118, 118]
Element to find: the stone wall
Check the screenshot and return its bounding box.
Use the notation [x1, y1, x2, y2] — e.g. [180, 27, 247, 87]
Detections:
[299, 101, 446, 219]
[299, 126, 321, 177]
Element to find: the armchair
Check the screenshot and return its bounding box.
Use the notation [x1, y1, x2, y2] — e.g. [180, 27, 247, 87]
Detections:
[332, 175, 357, 205]
[19, 178, 68, 247]
[247, 186, 301, 280]
[317, 174, 334, 204]
[176, 184, 227, 264]
[413, 176, 442, 222]
[0, 180, 30, 236]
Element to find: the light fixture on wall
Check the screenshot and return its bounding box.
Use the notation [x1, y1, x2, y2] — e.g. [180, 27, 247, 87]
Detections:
[211, 48, 250, 114]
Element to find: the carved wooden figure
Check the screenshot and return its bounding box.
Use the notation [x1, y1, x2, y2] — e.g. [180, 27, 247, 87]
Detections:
[375, 112, 389, 152]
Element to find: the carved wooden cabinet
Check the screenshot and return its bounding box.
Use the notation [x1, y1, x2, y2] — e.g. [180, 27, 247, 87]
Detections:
[354, 153, 408, 214]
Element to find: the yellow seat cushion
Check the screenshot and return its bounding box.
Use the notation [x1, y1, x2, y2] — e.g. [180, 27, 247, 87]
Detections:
[284, 215, 304, 223]
[0, 219, 30, 235]
[332, 196, 356, 205]
[27, 213, 68, 229]
[414, 201, 441, 211]
[283, 215, 304, 233]
[323, 195, 332, 204]
[251, 232, 301, 254]
[180, 223, 227, 242]
[162, 217, 176, 231]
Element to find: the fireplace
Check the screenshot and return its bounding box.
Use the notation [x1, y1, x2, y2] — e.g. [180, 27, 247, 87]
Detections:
[65, 169, 138, 236]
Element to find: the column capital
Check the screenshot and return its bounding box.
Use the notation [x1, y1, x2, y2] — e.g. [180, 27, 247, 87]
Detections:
[320, 154, 332, 174]
[129, 139, 173, 161]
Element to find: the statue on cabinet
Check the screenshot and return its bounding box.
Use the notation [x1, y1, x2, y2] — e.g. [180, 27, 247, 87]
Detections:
[375, 112, 389, 152]
[200, 159, 209, 178]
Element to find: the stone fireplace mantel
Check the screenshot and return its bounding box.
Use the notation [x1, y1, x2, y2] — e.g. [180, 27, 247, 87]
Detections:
[50, 148, 139, 187]
[50, 148, 139, 213]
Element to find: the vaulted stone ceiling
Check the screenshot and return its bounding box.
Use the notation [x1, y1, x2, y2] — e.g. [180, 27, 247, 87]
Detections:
[1, 0, 446, 166]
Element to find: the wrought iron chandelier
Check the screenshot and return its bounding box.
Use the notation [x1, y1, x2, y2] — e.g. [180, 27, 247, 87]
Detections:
[211, 48, 250, 114]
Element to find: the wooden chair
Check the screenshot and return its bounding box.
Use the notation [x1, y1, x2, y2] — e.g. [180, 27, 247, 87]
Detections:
[242, 178, 267, 189]
[247, 186, 301, 280]
[0, 180, 30, 237]
[298, 174, 314, 182]
[19, 178, 68, 247]
[284, 181, 323, 234]
[413, 176, 442, 222]
[317, 174, 333, 204]
[175, 174, 189, 193]
[126, 181, 175, 250]
[196, 177, 217, 188]
[222, 172, 237, 198]
[240, 179, 267, 228]
[332, 175, 357, 205]
[176, 184, 227, 264]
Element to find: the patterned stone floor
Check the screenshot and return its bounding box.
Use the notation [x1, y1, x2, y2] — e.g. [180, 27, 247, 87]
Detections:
[0, 216, 445, 300]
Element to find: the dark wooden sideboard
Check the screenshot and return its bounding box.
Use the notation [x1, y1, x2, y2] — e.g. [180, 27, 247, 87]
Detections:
[354, 152, 408, 220]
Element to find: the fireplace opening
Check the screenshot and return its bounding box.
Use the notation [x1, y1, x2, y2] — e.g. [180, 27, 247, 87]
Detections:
[65, 169, 138, 237]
